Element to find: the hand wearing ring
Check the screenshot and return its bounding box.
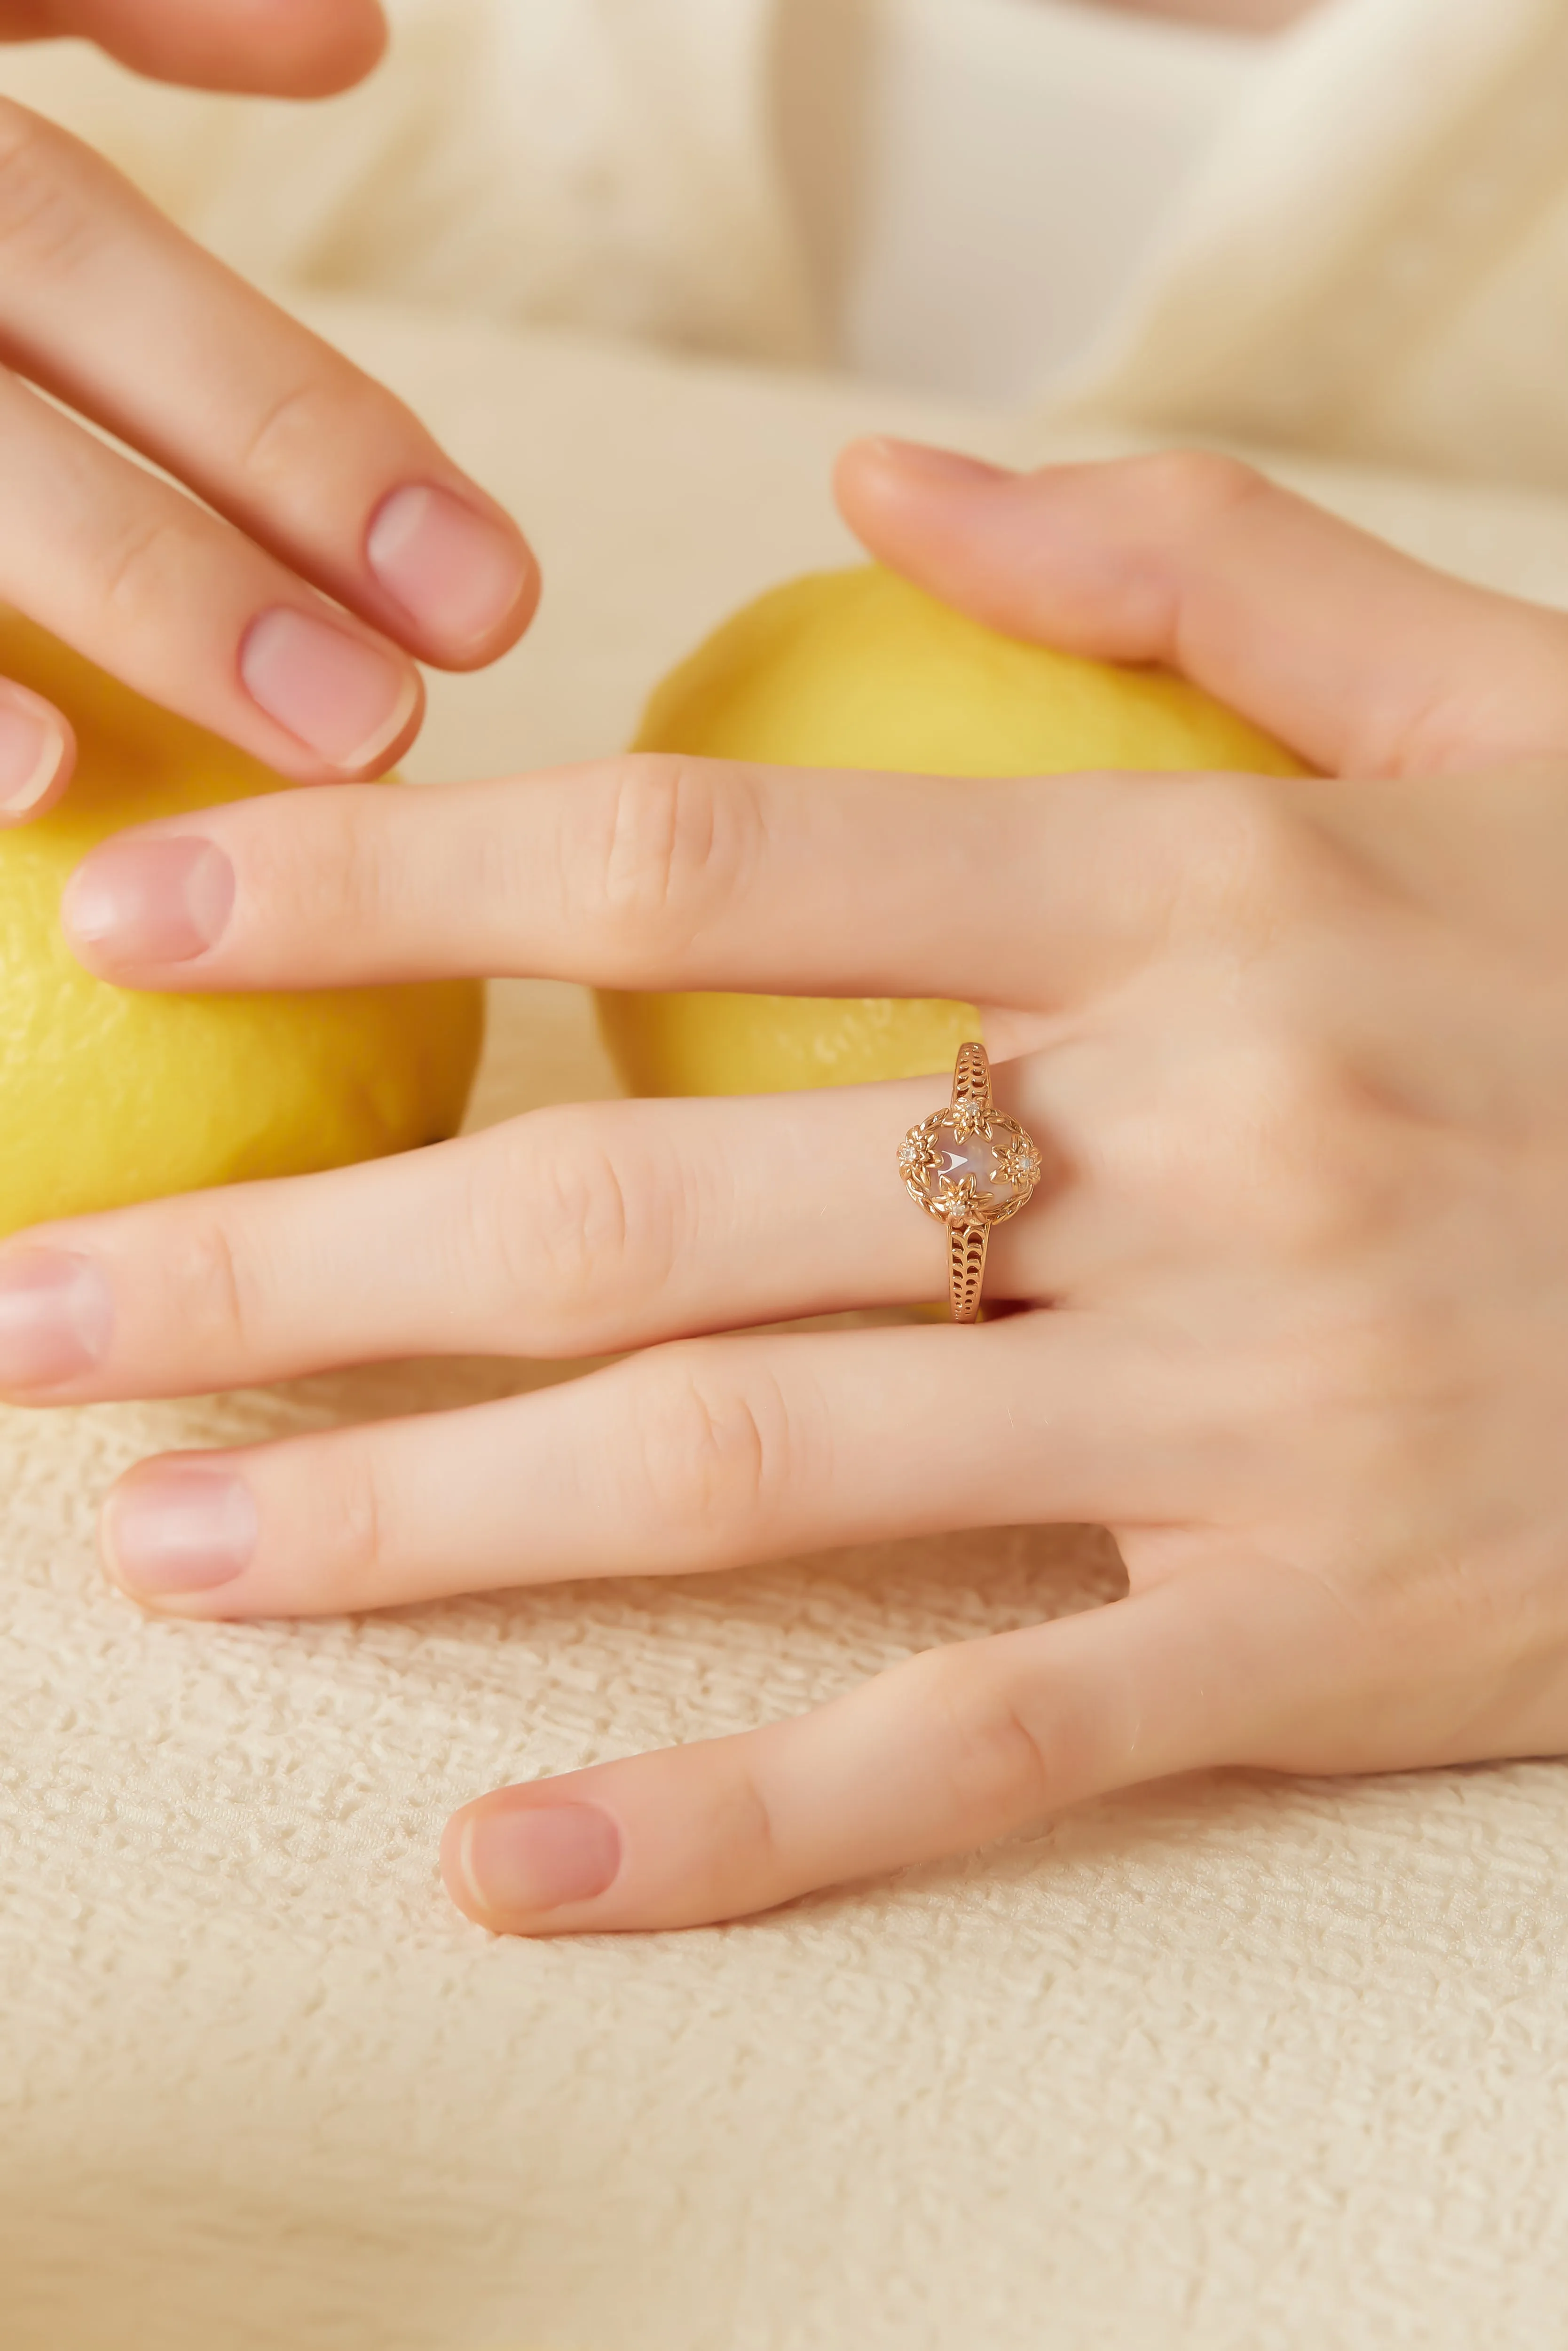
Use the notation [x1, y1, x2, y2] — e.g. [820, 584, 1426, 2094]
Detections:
[14, 451, 1568, 1946]
[900, 1044, 1043, 1320]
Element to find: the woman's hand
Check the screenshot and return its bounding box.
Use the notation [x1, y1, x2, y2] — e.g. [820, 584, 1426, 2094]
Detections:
[0, 0, 536, 821]
[10, 446, 1568, 1937]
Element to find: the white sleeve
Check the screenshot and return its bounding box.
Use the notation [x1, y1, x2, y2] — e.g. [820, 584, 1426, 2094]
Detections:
[1055, 0, 1568, 493]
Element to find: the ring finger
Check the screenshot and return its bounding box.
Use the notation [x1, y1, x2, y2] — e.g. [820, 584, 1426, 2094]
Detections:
[0, 1070, 1085, 1404]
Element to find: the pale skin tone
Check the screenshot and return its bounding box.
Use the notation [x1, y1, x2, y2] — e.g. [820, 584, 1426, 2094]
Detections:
[14, 0, 1519, 1942]
[0, 0, 537, 823]
[0, 441, 1566, 1940]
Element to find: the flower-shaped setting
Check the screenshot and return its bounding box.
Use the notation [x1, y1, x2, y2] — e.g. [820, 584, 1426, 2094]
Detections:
[950, 1099, 994, 1144]
[996, 1136, 1044, 1193]
[932, 1171, 987, 1221]
[898, 1132, 939, 1180]
[898, 1107, 1044, 1227]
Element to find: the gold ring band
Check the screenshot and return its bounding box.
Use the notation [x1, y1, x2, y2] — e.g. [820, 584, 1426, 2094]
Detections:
[899, 1043, 1043, 1323]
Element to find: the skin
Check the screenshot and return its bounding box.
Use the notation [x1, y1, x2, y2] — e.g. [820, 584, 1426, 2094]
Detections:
[0, 0, 537, 819]
[4, 442, 1568, 1936]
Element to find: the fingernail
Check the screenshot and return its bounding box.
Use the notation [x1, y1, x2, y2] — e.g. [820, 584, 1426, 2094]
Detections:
[63, 836, 235, 969]
[103, 1466, 257, 1598]
[860, 437, 1011, 486]
[240, 607, 418, 769]
[0, 689, 71, 818]
[457, 1801, 622, 1919]
[367, 484, 533, 651]
[0, 1249, 111, 1391]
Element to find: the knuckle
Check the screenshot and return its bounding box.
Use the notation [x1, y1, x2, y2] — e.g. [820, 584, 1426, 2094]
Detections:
[690, 1759, 783, 1909]
[527, 1120, 632, 1308]
[160, 1214, 258, 1357]
[1166, 1015, 1394, 1260]
[1241, 1043, 1398, 1258]
[95, 509, 212, 624]
[234, 372, 362, 494]
[1159, 773, 1325, 943]
[312, 1439, 390, 1608]
[629, 1347, 798, 1557]
[1096, 984, 1403, 1266]
[0, 102, 102, 282]
[930, 1662, 1056, 1827]
[912, 1645, 1110, 1832]
[1285, 1295, 1464, 1499]
[1127, 447, 1265, 537]
[579, 754, 761, 971]
[461, 1112, 681, 1348]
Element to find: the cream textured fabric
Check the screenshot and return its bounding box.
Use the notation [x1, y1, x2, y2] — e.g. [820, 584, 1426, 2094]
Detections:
[6, 301, 1568, 2348]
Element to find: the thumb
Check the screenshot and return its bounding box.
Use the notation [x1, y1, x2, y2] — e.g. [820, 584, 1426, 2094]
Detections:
[834, 439, 1568, 780]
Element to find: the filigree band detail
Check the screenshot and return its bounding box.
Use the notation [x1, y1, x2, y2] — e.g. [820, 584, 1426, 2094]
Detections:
[953, 1042, 991, 1111]
[948, 1221, 990, 1325]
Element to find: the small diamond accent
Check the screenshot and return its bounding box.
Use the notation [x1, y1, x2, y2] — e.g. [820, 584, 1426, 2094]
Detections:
[933, 1172, 986, 1221]
[998, 1138, 1043, 1191]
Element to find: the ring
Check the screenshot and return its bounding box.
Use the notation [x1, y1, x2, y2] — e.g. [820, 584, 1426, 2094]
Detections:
[898, 1043, 1043, 1322]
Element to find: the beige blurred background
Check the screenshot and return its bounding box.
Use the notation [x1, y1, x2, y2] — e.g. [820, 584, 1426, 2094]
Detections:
[3, 0, 1568, 479]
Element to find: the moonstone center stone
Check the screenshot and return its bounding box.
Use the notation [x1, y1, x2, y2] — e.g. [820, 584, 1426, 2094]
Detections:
[928, 1115, 1025, 1212]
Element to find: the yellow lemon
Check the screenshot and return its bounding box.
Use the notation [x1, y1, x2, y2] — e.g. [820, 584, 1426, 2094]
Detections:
[596, 564, 1304, 1095]
[0, 610, 483, 1240]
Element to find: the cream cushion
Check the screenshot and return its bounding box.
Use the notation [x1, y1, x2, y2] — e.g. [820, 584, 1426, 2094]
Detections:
[6, 305, 1568, 2348]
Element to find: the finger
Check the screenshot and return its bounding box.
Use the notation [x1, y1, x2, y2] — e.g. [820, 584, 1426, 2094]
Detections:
[0, 673, 73, 820]
[0, 1079, 1060, 1399]
[95, 1320, 1191, 1618]
[14, 1, 388, 98]
[0, 103, 536, 670]
[441, 1558, 1347, 1933]
[59, 755, 1291, 1006]
[0, 369, 425, 780]
[835, 442, 1568, 777]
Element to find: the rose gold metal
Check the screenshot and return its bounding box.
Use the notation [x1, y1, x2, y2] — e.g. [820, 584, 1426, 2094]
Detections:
[898, 1041, 1042, 1323]
[947, 1220, 990, 1324]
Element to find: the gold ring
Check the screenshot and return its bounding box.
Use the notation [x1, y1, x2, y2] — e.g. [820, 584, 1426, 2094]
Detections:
[898, 1043, 1043, 1323]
